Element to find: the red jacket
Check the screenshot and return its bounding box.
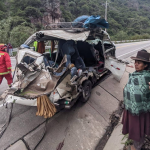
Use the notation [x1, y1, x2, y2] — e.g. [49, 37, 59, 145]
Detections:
[0, 50, 11, 75]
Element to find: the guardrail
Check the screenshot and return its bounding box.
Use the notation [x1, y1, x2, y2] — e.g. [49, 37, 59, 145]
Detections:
[12, 46, 51, 56]
[13, 46, 51, 52]
[112, 39, 150, 44]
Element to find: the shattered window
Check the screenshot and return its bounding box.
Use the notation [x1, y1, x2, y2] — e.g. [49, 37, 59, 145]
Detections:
[22, 54, 36, 65]
[86, 39, 100, 45]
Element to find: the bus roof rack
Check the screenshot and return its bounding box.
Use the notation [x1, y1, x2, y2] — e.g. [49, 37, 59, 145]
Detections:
[45, 22, 89, 31]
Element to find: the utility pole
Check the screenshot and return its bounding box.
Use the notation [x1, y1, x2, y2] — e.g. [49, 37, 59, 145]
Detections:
[105, 1, 108, 21]
[101, 1, 109, 31]
[105, 1, 108, 31]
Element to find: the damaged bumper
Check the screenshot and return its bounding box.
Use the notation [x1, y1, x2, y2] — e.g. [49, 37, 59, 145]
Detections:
[4, 95, 37, 106]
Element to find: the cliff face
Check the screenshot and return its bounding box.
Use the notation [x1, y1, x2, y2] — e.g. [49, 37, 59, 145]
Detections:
[41, 0, 61, 25]
[31, 0, 61, 27]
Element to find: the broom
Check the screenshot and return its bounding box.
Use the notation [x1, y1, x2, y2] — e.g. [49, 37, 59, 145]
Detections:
[36, 95, 57, 118]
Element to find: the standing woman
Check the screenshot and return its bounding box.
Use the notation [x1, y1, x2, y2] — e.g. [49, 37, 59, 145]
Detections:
[122, 50, 150, 150]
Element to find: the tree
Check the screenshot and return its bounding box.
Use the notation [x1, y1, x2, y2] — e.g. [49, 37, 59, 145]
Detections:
[114, 31, 128, 41]
[0, 17, 34, 46]
[24, 6, 42, 19]
[42, 0, 61, 22]
[10, 0, 43, 20]
[9, 25, 35, 47]
[0, 0, 6, 19]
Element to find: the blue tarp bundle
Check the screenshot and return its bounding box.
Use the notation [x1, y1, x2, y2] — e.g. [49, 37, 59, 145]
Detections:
[83, 15, 109, 29]
[73, 15, 89, 23]
[73, 15, 109, 29]
[73, 15, 89, 28]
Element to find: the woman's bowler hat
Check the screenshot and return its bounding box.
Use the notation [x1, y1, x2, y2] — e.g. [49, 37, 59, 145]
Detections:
[131, 50, 150, 62]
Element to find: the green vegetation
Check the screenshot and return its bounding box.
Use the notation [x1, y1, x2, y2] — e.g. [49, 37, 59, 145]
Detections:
[121, 134, 133, 147]
[0, 0, 43, 47]
[60, 0, 150, 41]
[0, 0, 150, 47]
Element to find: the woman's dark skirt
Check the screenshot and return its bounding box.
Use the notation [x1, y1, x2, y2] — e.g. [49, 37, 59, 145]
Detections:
[122, 109, 150, 142]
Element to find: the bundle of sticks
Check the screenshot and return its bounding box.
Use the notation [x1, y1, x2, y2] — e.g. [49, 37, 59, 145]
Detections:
[36, 95, 57, 118]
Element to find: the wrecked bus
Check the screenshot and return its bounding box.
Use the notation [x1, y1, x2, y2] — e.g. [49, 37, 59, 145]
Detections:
[1, 21, 127, 117]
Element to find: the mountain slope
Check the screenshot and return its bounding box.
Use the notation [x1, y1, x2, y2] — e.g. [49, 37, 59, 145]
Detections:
[60, 0, 150, 40]
[0, 0, 150, 46]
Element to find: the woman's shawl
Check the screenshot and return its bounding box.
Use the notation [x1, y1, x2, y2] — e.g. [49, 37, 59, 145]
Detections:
[124, 70, 150, 115]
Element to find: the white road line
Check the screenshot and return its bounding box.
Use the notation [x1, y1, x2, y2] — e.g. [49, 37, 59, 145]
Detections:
[0, 104, 4, 108]
[0, 102, 11, 108]
[0, 100, 13, 108]
[117, 44, 150, 58]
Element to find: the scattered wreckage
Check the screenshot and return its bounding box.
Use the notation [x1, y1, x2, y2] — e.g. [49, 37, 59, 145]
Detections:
[1, 19, 127, 116]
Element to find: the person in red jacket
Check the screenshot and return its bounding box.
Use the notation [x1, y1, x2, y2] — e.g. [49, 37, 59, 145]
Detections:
[0, 45, 12, 87]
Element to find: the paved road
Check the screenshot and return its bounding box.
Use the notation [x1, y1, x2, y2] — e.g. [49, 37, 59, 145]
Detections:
[0, 41, 150, 150]
[116, 40, 150, 59]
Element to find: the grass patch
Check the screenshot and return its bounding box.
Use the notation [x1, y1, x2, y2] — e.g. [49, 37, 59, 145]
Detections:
[12, 51, 17, 56]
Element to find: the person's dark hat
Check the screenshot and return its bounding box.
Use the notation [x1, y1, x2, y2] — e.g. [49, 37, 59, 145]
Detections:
[141, 49, 147, 53]
[0, 44, 7, 51]
[131, 51, 150, 62]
